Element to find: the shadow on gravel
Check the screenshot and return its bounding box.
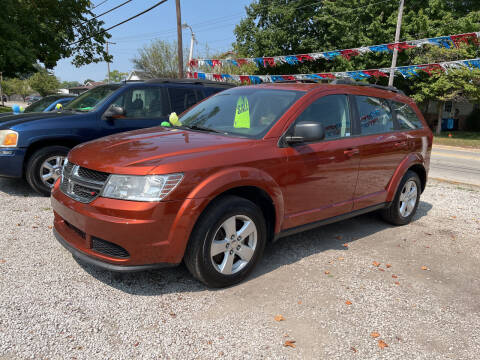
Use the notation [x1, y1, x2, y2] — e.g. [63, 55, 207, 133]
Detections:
[0, 177, 43, 198]
[77, 201, 433, 295]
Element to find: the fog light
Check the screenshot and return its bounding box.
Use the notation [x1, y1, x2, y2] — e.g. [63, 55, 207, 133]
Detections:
[0, 150, 13, 155]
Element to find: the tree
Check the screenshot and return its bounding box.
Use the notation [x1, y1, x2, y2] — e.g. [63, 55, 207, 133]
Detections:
[411, 46, 480, 135]
[132, 40, 188, 78]
[1, 79, 16, 99]
[0, 0, 111, 77]
[29, 71, 61, 97]
[61, 81, 81, 89]
[105, 70, 128, 83]
[10, 79, 31, 101]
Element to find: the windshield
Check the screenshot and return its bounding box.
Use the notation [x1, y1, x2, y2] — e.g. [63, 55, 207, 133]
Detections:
[64, 85, 121, 112]
[178, 88, 303, 138]
[25, 96, 61, 113]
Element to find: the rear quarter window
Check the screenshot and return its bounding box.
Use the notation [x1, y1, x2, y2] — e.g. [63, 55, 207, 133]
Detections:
[355, 96, 394, 135]
[393, 101, 424, 130]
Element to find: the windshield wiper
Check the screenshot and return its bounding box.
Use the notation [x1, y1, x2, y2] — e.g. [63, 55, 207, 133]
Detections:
[184, 125, 222, 134]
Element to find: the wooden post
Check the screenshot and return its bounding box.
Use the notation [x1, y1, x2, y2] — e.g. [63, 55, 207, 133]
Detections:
[176, 0, 184, 78]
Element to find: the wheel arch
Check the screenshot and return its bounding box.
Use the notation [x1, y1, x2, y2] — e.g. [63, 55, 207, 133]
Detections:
[386, 154, 427, 202]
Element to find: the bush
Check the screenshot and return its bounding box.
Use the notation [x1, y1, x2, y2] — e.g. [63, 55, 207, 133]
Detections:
[465, 108, 480, 131]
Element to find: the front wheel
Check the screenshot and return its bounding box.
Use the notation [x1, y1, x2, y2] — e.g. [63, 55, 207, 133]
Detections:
[25, 146, 69, 196]
[184, 195, 267, 288]
[381, 170, 421, 226]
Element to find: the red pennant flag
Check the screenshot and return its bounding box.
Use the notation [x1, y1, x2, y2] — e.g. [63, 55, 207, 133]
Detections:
[282, 75, 296, 81]
[418, 64, 445, 75]
[189, 59, 198, 68]
[193, 72, 198, 79]
[363, 70, 389, 78]
[317, 73, 336, 79]
[263, 57, 276, 67]
[213, 74, 222, 80]
[387, 42, 416, 51]
[296, 54, 314, 62]
[211, 60, 222, 68]
[340, 49, 360, 60]
[239, 75, 251, 84]
[237, 59, 248, 66]
[451, 33, 479, 48]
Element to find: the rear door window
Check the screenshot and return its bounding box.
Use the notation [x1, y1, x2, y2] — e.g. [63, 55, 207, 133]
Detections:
[392, 101, 424, 129]
[168, 86, 199, 114]
[110, 86, 170, 119]
[355, 96, 394, 135]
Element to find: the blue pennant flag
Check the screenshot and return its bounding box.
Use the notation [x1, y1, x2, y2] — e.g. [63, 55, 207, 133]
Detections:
[322, 51, 341, 60]
[271, 75, 284, 82]
[249, 76, 262, 84]
[205, 60, 213, 67]
[230, 59, 239, 67]
[464, 59, 480, 69]
[254, 58, 264, 67]
[197, 72, 206, 79]
[397, 66, 420, 78]
[221, 74, 232, 79]
[428, 36, 454, 49]
[306, 74, 323, 80]
[346, 71, 371, 80]
[284, 56, 299, 65]
[369, 45, 390, 53]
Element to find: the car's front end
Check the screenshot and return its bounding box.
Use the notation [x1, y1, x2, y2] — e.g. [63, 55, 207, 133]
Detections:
[0, 128, 24, 178]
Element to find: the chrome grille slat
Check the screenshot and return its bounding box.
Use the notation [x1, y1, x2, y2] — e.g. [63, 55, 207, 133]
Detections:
[61, 163, 109, 203]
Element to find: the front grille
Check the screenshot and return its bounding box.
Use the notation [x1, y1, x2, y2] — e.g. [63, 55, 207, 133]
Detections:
[92, 237, 130, 258]
[60, 163, 110, 203]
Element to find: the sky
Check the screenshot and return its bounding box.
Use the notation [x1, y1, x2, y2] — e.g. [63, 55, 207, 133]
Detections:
[54, 0, 253, 83]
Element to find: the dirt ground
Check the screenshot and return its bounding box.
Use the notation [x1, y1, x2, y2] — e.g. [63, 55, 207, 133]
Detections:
[0, 178, 479, 359]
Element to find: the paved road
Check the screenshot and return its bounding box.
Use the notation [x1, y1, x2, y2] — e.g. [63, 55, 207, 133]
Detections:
[430, 145, 480, 187]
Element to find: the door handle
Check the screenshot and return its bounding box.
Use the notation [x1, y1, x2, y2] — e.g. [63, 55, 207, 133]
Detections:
[344, 148, 359, 157]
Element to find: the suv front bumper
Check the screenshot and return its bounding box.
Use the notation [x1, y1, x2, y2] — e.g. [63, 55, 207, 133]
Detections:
[0, 148, 26, 178]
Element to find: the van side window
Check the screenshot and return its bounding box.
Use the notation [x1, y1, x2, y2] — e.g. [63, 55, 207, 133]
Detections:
[392, 101, 424, 130]
[169, 87, 198, 114]
[356, 96, 394, 135]
[294, 95, 351, 140]
[111, 87, 170, 119]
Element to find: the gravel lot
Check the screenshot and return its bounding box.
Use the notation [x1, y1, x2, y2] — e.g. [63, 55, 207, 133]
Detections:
[0, 178, 479, 359]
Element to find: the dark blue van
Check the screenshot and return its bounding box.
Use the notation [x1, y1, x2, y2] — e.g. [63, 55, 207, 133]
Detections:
[0, 79, 234, 195]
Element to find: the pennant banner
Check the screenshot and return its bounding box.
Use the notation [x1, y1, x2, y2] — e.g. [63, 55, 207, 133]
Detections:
[187, 58, 480, 83]
[190, 32, 480, 69]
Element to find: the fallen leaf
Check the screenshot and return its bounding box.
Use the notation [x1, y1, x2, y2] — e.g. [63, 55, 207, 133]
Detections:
[48, 225, 53, 229]
[392, 275, 398, 279]
[133, 342, 139, 347]
[421, 266, 428, 270]
[0, 259, 6, 263]
[342, 243, 349, 248]
[378, 340, 388, 349]
[284, 340, 296, 348]
[378, 268, 385, 272]
[386, 264, 392, 268]
[425, 246, 430, 248]
[451, 216, 456, 219]
[32, 226, 38, 229]
[370, 331, 380, 338]
[345, 300, 352, 305]
[394, 281, 400, 285]
[425, 232, 433, 236]
[284, 333, 289, 337]
[274, 315, 285, 322]
[207, 340, 212, 345]
[335, 235, 343, 240]
[372, 261, 380, 267]
[338, 257, 345, 261]
[219, 352, 224, 356]
[297, 300, 302, 305]
[169, 312, 176, 318]
[324, 271, 330, 275]
[351, 346, 357, 353]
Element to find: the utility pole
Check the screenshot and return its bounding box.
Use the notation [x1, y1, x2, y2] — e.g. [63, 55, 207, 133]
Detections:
[176, 0, 184, 78]
[388, 0, 405, 87]
[106, 41, 116, 83]
[0, 72, 3, 107]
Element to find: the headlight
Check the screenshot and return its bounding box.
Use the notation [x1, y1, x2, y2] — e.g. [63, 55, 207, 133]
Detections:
[101, 173, 184, 202]
[0, 130, 19, 147]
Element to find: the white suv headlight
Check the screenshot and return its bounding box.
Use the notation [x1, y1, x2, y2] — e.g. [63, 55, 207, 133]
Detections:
[101, 173, 184, 202]
[0, 130, 19, 147]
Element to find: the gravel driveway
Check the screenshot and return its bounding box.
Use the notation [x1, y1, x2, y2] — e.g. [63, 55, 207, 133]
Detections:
[0, 178, 479, 359]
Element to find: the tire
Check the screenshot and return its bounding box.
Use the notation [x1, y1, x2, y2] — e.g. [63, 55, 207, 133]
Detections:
[25, 146, 69, 196]
[381, 170, 421, 226]
[184, 195, 267, 288]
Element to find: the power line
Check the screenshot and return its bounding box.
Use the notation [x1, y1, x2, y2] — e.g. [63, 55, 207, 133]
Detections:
[83, 0, 133, 24]
[72, 0, 169, 46]
[92, 0, 111, 10]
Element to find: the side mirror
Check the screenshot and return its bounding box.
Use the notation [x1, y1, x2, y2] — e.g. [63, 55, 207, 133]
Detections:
[104, 105, 125, 119]
[285, 121, 325, 144]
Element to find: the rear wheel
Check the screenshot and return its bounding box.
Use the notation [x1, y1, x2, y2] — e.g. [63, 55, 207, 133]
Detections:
[184, 195, 267, 288]
[25, 146, 69, 196]
[381, 170, 421, 226]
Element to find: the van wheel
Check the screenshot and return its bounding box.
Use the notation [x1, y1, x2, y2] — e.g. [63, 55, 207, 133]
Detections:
[184, 195, 267, 288]
[381, 170, 421, 226]
[26, 146, 69, 196]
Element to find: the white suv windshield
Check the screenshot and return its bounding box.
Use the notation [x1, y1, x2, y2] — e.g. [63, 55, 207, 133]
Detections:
[179, 88, 303, 138]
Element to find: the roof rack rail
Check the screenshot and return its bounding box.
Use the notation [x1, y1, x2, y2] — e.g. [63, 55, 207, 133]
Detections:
[270, 79, 320, 84]
[330, 79, 405, 95]
[144, 78, 234, 86]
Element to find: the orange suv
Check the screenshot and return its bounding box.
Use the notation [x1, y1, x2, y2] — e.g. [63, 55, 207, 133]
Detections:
[51, 82, 432, 287]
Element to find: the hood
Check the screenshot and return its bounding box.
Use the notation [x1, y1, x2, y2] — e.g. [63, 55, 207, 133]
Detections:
[0, 111, 78, 129]
[69, 127, 253, 175]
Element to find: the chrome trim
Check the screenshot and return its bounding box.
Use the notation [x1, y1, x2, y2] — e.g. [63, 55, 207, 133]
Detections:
[60, 164, 109, 203]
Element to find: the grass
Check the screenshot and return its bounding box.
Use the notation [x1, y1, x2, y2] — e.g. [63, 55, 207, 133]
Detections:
[0, 106, 12, 113]
[434, 131, 480, 149]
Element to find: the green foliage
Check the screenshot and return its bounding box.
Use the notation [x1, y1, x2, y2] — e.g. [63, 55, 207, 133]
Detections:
[10, 78, 31, 101]
[29, 71, 61, 97]
[132, 40, 189, 78]
[105, 70, 128, 83]
[1, 79, 16, 97]
[0, 0, 111, 77]
[61, 81, 81, 89]
[465, 108, 480, 131]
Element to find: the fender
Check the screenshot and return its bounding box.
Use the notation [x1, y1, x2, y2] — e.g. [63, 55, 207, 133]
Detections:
[164, 167, 285, 263]
[386, 153, 425, 202]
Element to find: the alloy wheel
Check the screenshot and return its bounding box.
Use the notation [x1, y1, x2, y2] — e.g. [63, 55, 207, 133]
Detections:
[40, 156, 65, 188]
[399, 180, 418, 217]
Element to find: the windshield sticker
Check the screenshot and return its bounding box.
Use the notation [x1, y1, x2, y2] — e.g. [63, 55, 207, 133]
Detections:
[234, 96, 250, 128]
